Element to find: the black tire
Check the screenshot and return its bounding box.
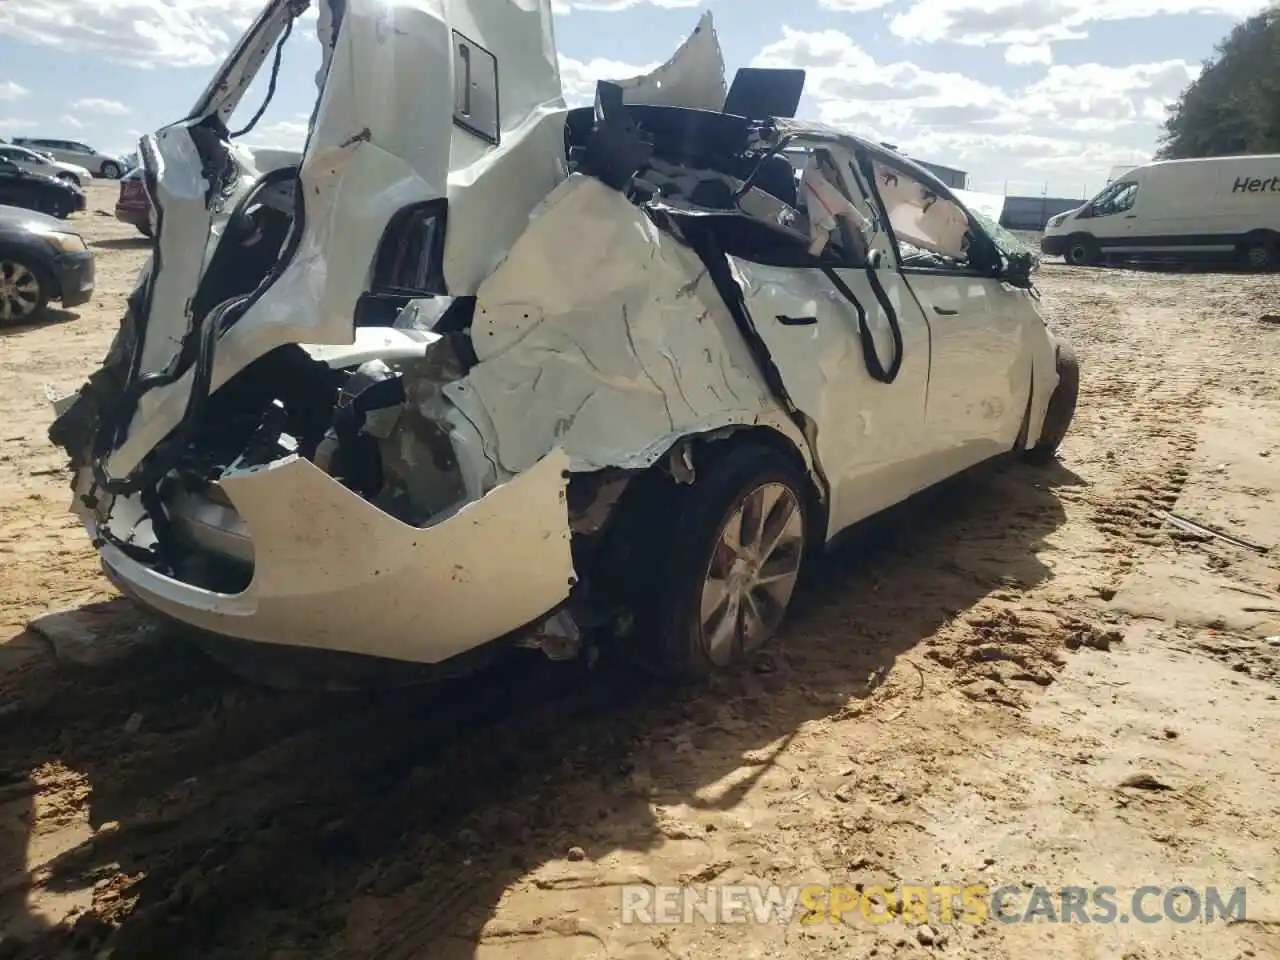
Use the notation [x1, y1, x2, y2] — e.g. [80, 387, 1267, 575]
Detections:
[638, 443, 812, 681]
[100, 161, 122, 180]
[1025, 342, 1079, 464]
[1239, 233, 1277, 272]
[0, 253, 52, 325]
[1063, 235, 1100, 267]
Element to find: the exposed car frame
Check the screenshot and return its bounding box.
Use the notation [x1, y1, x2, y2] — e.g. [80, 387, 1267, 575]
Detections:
[48, 0, 1074, 687]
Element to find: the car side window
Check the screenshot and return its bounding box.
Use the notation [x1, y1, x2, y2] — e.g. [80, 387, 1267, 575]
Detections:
[867, 158, 976, 271]
[1091, 182, 1138, 217]
[789, 145, 882, 265]
[0, 157, 17, 173]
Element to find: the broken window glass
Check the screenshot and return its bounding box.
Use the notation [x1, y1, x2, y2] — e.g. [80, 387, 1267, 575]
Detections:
[870, 159, 972, 269]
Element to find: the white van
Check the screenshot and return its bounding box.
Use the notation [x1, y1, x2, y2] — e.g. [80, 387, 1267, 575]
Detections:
[1041, 154, 1280, 270]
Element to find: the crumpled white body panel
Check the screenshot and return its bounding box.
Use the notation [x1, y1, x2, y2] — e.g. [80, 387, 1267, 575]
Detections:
[108, 0, 568, 480]
[90, 449, 575, 664]
[443, 175, 789, 477]
[605, 10, 727, 112]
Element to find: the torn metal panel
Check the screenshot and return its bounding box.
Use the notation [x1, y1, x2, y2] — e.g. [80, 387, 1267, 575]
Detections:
[101, 0, 569, 483]
[300, 325, 437, 368]
[442, 174, 790, 477]
[602, 10, 727, 112]
[89, 449, 575, 664]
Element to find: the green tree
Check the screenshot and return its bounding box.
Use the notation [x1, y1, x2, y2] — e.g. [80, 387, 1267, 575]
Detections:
[1157, 5, 1280, 158]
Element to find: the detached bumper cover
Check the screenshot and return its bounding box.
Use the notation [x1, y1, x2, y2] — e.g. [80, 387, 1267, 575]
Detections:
[89, 449, 576, 665]
[53, 250, 95, 308]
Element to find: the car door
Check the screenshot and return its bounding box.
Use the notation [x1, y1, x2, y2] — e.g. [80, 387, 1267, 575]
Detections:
[726, 142, 933, 537]
[864, 153, 1032, 478]
[0, 158, 24, 199]
[42, 141, 75, 166]
[1073, 179, 1140, 253]
[0, 147, 32, 177]
[0, 159, 39, 210]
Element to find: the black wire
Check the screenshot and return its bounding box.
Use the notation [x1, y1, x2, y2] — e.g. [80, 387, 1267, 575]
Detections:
[230, 16, 294, 139]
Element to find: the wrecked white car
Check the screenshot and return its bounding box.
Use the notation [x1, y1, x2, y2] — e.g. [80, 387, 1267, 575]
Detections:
[48, 0, 1077, 685]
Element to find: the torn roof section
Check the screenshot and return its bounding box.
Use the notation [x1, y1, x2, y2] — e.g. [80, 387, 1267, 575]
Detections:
[599, 11, 727, 112]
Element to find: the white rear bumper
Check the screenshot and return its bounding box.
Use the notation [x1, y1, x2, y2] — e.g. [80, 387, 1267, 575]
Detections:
[88, 449, 575, 665]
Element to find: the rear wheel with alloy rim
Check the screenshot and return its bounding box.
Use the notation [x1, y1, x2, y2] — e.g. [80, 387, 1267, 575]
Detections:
[0, 256, 49, 324]
[643, 444, 811, 680]
[100, 161, 122, 179]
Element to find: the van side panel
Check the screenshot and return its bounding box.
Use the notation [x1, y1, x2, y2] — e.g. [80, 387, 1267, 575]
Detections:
[1044, 155, 1280, 264]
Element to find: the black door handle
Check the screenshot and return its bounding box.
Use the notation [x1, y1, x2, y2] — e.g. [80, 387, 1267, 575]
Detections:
[932, 305, 959, 316]
[776, 314, 817, 326]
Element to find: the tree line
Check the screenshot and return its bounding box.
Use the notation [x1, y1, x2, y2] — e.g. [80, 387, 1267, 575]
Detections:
[1157, 5, 1279, 158]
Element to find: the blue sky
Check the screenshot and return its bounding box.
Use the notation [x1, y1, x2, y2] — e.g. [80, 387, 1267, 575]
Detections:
[0, 0, 1267, 197]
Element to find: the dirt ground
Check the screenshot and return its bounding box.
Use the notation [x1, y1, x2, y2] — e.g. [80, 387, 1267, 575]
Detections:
[1, 183, 1278, 960]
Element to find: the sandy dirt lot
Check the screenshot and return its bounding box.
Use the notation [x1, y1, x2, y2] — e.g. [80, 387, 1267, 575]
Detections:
[1, 183, 1278, 960]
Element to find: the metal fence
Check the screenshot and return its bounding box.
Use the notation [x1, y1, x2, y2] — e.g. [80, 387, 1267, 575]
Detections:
[998, 196, 1083, 231]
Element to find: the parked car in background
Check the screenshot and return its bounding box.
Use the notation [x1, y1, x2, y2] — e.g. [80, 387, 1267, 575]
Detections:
[114, 167, 153, 236]
[0, 204, 95, 324]
[0, 156, 85, 219]
[0, 143, 92, 187]
[11, 138, 129, 179]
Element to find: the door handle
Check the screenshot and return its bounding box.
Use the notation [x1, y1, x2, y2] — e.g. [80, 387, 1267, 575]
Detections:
[932, 305, 959, 316]
[776, 314, 817, 326]
[1124, 214, 1136, 219]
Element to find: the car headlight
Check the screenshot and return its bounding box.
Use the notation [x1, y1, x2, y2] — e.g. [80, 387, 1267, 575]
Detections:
[1046, 214, 1067, 228]
[39, 231, 88, 254]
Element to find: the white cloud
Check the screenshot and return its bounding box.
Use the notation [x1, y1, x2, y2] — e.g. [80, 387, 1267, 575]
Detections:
[0, 80, 29, 102]
[751, 26, 1194, 192]
[557, 54, 662, 107]
[817, 0, 899, 10]
[71, 97, 131, 116]
[0, 118, 38, 132]
[60, 114, 84, 129]
[236, 117, 311, 151]
[754, 27, 1009, 131]
[889, 0, 1268, 47]
[1004, 43, 1052, 65]
[1018, 60, 1198, 131]
[0, 0, 261, 67]
[555, 0, 704, 10]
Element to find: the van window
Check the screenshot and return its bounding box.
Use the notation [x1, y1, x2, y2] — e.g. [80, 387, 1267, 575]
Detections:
[1090, 181, 1138, 217]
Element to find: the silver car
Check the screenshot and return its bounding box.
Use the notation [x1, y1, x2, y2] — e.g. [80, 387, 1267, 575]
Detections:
[11, 138, 128, 179]
[0, 143, 92, 187]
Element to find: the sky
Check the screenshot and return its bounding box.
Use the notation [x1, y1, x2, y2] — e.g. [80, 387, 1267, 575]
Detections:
[0, 0, 1270, 199]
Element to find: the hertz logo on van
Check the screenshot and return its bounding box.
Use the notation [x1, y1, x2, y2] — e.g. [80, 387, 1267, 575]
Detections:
[1231, 176, 1280, 193]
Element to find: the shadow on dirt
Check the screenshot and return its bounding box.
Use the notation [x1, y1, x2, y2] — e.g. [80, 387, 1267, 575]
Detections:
[88, 238, 150, 252]
[0, 458, 1084, 959]
[0, 309, 79, 338]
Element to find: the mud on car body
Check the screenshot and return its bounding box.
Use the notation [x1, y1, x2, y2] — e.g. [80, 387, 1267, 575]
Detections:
[48, 0, 1076, 686]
